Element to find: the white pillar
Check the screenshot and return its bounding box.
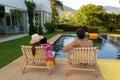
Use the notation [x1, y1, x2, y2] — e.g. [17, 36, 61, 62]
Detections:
[41, 11, 47, 33]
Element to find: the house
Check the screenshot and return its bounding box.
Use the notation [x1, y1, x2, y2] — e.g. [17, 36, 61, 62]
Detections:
[0, 0, 27, 38]
[0, 0, 52, 40]
[33, 0, 52, 32]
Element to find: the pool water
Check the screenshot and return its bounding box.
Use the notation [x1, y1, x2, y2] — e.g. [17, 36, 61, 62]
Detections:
[53, 35, 120, 59]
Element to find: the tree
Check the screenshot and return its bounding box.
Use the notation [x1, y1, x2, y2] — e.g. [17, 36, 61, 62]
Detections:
[50, 0, 63, 23]
[25, 0, 36, 35]
[107, 13, 120, 32]
[72, 4, 106, 27]
[59, 12, 75, 24]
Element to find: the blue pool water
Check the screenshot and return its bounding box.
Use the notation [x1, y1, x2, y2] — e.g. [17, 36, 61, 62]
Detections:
[53, 35, 120, 59]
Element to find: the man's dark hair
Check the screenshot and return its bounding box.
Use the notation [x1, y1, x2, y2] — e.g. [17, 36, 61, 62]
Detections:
[76, 28, 85, 39]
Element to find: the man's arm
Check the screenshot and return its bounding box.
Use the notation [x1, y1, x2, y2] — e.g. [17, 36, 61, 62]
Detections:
[62, 40, 75, 52]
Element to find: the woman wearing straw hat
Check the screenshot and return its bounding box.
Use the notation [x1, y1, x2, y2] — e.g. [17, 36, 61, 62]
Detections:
[30, 34, 46, 56]
[30, 34, 54, 70]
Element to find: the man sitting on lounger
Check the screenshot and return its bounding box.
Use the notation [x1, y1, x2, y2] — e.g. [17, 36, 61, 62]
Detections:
[62, 28, 93, 52]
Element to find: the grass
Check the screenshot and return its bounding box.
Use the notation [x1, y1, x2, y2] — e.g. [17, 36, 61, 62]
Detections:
[0, 36, 30, 68]
[0, 30, 75, 68]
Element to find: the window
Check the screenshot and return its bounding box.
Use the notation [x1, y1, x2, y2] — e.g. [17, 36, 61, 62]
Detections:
[0, 5, 5, 18]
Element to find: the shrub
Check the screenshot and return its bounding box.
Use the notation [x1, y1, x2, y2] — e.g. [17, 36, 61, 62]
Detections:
[57, 24, 99, 33]
[29, 26, 37, 35]
[37, 27, 43, 34]
[57, 24, 88, 32]
[88, 27, 99, 33]
[45, 22, 57, 33]
[29, 26, 43, 35]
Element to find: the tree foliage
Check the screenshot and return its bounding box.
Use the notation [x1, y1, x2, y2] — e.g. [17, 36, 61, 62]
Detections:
[71, 4, 120, 32]
[25, 0, 36, 26]
[72, 4, 106, 27]
[50, 0, 63, 23]
[59, 12, 75, 24]
[25, 0, 36, 35]
[107, 14, 120, 32]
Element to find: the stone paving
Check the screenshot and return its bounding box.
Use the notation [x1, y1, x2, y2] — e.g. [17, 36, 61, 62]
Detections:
[0, 56, 104, 80]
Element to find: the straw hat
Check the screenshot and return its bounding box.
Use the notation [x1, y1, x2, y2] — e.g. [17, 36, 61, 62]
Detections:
[30, 34, 44, 44]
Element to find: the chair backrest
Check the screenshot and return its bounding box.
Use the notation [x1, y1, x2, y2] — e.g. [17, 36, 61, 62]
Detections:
[21, 45, 46, 63]
[66, 47, 98, 65]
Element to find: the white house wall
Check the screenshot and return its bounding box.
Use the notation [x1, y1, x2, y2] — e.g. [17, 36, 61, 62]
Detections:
[34, 0, 51, 13]
[39, 4, 51, 13]
[0, 0, 27, 10]
[40, 0, 51, 13]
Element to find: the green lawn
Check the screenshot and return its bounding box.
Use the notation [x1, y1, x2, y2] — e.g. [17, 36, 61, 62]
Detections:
[0, 36, 30, 68]
[0, 30, 75, 68]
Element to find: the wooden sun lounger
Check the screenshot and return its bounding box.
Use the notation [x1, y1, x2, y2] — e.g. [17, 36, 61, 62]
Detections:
[21, 45, 51, 74]
[65, 47, 98, 78]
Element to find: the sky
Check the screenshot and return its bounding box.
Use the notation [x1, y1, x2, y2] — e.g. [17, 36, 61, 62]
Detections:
[59, 0, 120, 10]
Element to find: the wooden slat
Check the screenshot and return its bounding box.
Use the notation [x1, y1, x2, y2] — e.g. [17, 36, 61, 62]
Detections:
[69, 67, 95, 71]
[25, 66, 47, 68]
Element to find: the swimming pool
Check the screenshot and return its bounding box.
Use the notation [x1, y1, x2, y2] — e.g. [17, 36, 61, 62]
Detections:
[53, 35, 120, 59]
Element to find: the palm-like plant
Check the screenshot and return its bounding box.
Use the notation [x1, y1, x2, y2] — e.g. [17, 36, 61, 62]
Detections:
[50, 0, 63, 23]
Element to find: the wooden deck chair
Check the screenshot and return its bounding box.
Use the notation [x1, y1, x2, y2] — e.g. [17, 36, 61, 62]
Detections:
[65, 47, 98, 78]
[21, 45, 52, 74]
